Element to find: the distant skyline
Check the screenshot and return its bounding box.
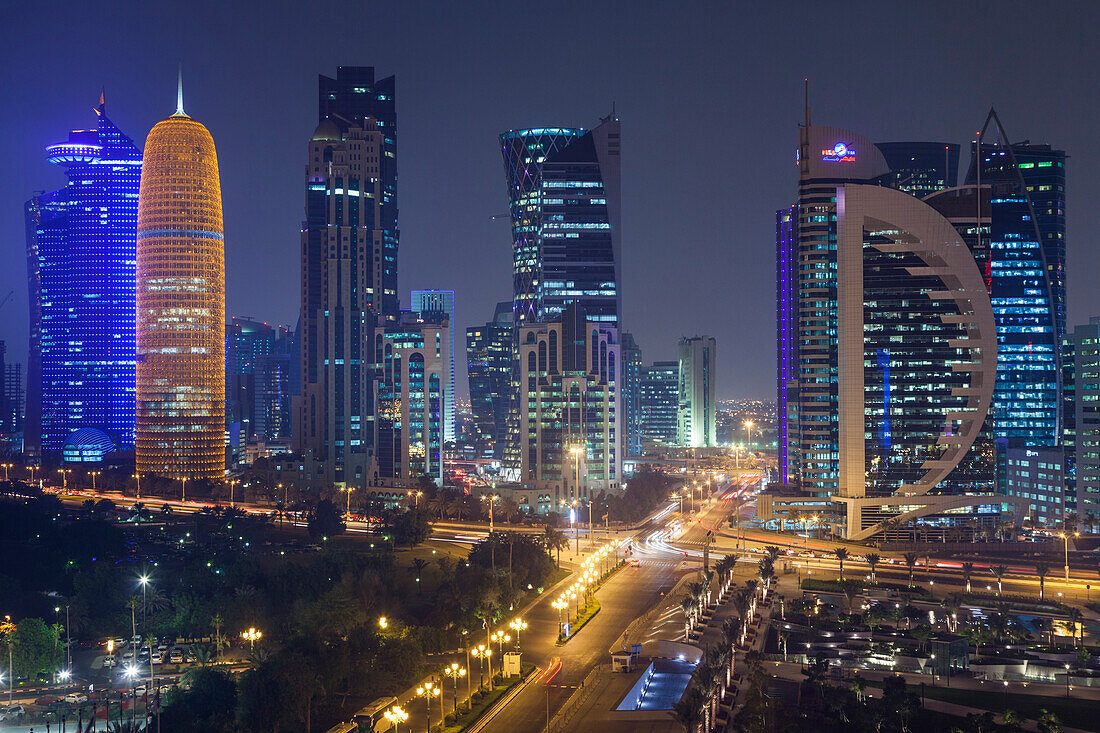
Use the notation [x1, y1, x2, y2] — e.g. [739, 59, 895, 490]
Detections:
[5, 1, 1100, 401]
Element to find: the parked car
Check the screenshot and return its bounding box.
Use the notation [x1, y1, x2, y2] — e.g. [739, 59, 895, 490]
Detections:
[34, 695, 61, 707]
[168, 648, 184, 664]
[152, 651, 164, 664]
[64, 692, 88, 704]
[0, 705, 27, 721]
[103, 654, 116, 668]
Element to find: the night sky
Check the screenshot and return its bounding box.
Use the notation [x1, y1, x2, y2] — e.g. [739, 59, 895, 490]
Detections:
[4, 0, 1100, 401]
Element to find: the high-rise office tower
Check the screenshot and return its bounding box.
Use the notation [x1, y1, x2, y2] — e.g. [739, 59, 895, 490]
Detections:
[677, 337, 717, 447]
[466, 302, 512, 459]
[639, 361, 679, 443]
[294, 66, 399, 487]
[778, 123, 1008, 540]
[410, 290, 455, 443]
[136, 80, 225, 480]
[226, 317, 290, 445]
[500, 116, 621, 470]
[517, 303, 620, 504]
[875, 142, 959, 199]
[1062, 318, 1100, 529]
[0, 342, 24, 446]
[620, 332, 643, 457]
[24, 93, 142, 456]
[375, 311, 449, 485]
[964, 112, 1063, 446]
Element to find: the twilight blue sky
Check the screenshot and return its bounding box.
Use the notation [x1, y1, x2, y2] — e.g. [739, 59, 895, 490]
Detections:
[3, 0, 1100, 400]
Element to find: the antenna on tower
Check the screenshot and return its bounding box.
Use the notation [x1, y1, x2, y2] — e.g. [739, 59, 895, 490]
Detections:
[175, 64, 185, 116]
[803, 78, 810, 128]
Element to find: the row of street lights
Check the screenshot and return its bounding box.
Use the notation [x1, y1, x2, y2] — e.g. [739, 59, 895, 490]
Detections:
[551, 541, 618, 640]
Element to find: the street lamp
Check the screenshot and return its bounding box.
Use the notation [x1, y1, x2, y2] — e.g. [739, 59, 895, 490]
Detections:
[378, 616, 389, 630]
[341, 486, 355, 518]
[383, 705, 409, 733]
[490, 630, 511, 658]
[509, 618, 528, 650]
[90, 470, 100, 492]
[471, 645, 490, 691]
[180, 476, 188, 503]
[132, 473, 141, 500]
[1, 463, 10, 481]
[481, 493, 499, 532]
[228, 479, 239, 508]
[57, 468, 70, 491]
[138, 575, 150, 630]
[1058, 531, 1080, 583]
[416, 682, 441, 731]
[241, 627, 262, 650]
[552, 600, 566, 638]
[743, 420, 755, 451]
[442, 663, 465, 714]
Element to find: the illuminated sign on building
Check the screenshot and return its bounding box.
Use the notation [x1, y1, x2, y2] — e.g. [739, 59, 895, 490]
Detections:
[822, 142, 856, 163]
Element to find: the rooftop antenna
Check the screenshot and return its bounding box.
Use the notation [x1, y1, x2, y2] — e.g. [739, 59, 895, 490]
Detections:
[803, 78, 810, 129]
[175, 64, 185, 116]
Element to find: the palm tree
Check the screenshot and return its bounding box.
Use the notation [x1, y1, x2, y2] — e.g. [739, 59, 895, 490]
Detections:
[833, 547, 848, 579]
[410, 557, 429, 596]
[962, 562, 975, 593]
[1035, 563, 1051, 600]
[672, 687, 707, 733]
[1067, 607, 1083, 648]
[428, 493, 448, 520]
[903, 552, 920, 586]
[866, 553, 880, 584]
[210, 612, 224, 662]
[989, 564, 1007, 596]
[680, 596, 696, 640]
[193, 644, 213, 667]
[544, 526, 568, 567]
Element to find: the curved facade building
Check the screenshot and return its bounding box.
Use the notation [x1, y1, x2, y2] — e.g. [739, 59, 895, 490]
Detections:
[135, 90, 225, 479]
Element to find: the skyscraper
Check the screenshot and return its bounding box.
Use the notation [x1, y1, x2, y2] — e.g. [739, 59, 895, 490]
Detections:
[677, 337, 717, 447]
[466, 302, 512, 460]
[294, 66, 398, 488]
[500, 116, 621, 471]
[875, 142, 959, 199]
[410, 290, 455, 443]
[620, 332, 643, 457]
[778, 122, 1010, 540]
[226, 317, 290, 448]
[135, 80, 225, 480]
[517, 303, 620, 504]
[964, 112, 1063, 446]
[24, 93, 142, 456]
[639, 361, 679, 443]
[375, 311, 449, 485]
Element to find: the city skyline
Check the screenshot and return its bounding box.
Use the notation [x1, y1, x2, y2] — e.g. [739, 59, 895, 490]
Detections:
[5, 3, 1100, 404]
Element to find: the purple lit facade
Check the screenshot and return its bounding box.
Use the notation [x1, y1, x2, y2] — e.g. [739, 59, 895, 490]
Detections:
[775, 206, 797, 484]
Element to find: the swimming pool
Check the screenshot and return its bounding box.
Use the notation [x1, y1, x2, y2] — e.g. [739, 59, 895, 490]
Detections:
[615, 659, 697, 711]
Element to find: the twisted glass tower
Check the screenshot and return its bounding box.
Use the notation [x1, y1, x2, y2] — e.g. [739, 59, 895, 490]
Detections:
[136, 81, 225, 479]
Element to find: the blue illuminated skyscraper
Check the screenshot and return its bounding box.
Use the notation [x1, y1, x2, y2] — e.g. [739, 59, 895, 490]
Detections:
[24, 93, 142, 456]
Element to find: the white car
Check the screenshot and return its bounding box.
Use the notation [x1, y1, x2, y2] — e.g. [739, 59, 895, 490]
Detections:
[64, 693, 88, 704]
[152, 651, 164, 664]
[0, 705, 27, 721]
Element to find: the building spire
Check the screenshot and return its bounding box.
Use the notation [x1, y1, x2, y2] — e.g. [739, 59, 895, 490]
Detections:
[175, 64, 186, 116]
[96, 87, 106, 116]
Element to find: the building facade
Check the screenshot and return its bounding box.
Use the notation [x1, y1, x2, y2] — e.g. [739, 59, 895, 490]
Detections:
[24, 94, 142, 456]
[1003, 445, 1067, 529]
[294, 66, 399, 488]
[466, 302, 512, 460]
[135, 83, 225, 480]
[375, 312, 450, 485]
[639, 361, 678, 443]
[500, 117, 621, 471]
[518, 304, 620, 505]
[677, 336, 717, 447]
[620, 332, 643, 457]
[875, 141, 959, 199]
[1064, 318, 1100, 529]
[409, 290, 455, 443]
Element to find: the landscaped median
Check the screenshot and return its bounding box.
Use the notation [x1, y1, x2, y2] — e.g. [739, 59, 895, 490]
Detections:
[553, 540, 626, 645]
[431, 663, 537, 733]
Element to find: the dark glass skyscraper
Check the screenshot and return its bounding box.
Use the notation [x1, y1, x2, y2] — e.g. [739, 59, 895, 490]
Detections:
[466, 302, 511, 460]
[875, 142, 959, 199]
[24, 94, 142, 455]
[620, 332, 643, 457]
[500, 116, 622, 471]
[639, 361, 678, 443]
[294, 66, 399, 487]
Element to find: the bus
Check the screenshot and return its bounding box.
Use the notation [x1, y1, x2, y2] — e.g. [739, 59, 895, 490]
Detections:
[352, 696, 398, 732]
[324, 723, 358, 733]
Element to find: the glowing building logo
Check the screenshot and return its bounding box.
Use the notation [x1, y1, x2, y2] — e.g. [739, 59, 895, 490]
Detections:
[822, 142, 857, 162]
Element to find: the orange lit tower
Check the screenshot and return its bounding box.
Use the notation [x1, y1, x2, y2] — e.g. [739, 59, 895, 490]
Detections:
[135, 76, 225, 479]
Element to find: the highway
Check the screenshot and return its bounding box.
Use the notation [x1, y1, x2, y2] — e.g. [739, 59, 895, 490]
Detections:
[476, 490, 733, 733]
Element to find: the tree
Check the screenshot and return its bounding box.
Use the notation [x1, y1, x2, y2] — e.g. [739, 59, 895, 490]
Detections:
[10, 617, 61, 677]
[1067, 607, 1083, 648]
[866, 553, 880, 584]
[1037, 709, 1063, 733]
[990, 565, 1008, 596]
[962, 561, 975, 593]
[834, 547, 849, 579]
[544, 525, 568, 567]
[390, 507, 432, 546]
[307, 499, 346, 541]
[672, 686, 707, 733]
[1035, 563, 1051, 600]
[903, 552, 920, 586]
[410, 558, 429, 596]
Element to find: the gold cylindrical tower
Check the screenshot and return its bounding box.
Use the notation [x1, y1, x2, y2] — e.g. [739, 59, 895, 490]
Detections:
[136, 102, 225, 480]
